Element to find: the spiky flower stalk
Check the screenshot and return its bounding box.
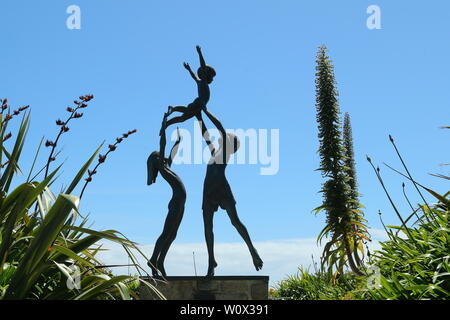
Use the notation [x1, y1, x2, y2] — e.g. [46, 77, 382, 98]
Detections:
[342, 113, 370, 266]
[314, 46, 364, 276]
[44, 94, 93, 178]
[79, 129, 137, 199]
[343, 113, 358, 204]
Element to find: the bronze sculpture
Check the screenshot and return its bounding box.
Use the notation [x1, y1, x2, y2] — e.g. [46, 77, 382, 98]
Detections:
[148, 46, 263, 277]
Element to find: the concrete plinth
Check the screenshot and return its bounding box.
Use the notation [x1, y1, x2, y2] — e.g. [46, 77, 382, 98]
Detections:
[139, 276, 269, 300]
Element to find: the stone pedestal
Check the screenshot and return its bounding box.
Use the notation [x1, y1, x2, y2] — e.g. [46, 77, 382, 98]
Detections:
[139, 276, 269, 300]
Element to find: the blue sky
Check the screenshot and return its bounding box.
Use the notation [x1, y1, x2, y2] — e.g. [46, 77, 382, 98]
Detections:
[1, 1, 449, 279]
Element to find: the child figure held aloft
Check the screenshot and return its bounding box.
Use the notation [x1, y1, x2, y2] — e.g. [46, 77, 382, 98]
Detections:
[162, 45, 216, 134]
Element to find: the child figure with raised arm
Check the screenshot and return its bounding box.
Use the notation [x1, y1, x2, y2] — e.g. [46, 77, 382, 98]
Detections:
[147, 113, 186, 277]
[162, 45, 216, 134]
[200, 106, 263, 277]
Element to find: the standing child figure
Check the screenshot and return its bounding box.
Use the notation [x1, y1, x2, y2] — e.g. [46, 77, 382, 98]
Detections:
[200, 107, 263, 277]
[162, 45, 216, 134]
[147, 113, 186, 277]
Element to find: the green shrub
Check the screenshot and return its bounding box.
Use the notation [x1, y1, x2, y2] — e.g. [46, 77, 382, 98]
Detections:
[364, 189, 450, 299]
[272, 267, 364, 300]
[362, 133, 450, 300]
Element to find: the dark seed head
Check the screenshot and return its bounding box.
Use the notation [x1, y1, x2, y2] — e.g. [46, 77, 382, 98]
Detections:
[3, 132, 12, 142]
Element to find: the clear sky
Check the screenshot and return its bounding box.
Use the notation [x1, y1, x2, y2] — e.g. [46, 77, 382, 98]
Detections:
[1, 1, 449, 282]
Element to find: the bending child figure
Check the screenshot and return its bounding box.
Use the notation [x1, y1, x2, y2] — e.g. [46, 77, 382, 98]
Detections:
[201, 107, 263, 277]
[147, 113, 185, 277]
[162, 45, 216, 134]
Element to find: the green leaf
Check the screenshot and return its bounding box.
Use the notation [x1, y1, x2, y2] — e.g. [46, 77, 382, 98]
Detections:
[4, 194, 79, 299]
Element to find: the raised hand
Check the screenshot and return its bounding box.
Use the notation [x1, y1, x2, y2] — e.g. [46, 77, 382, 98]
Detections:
[183, 62, 191, 70]
[196, 45, 206, 67]
[162, 111, 169, 128]
[159, 111, 172, 137]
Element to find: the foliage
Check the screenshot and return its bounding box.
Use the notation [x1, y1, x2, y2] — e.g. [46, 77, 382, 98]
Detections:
[362, 132, 450, 299]
[271, 267, 364, 300]
[314, 46, 369, 277]
[364, 190, 450, 299]
[276, 185, 449, 300]
[0, 98, 159, 300]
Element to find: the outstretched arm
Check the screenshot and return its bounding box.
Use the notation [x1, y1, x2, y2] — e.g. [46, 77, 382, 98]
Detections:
[203, 108, 226, 138]
[195, 113, 215, 156]
[159, 112, 169, 166]
[203, 108, 228, 163]
[183, 62, 199, 82]
[168, 127, 182, 167]
[196, 45, 206, 68]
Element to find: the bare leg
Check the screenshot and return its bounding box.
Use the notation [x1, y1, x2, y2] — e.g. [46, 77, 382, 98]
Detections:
[166, 113, 195, 127]
[148, 209, 181, 276]
[159, 113, 195, 136]
[168, 105, 189, 115]
[202, 209, 217, 276]
[156, 215, 183, 277]
[159, 106, 193, 136]
[224, 203, 263, 271]
[156, 234, 175, 277]
[148, 234, 168, 276]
